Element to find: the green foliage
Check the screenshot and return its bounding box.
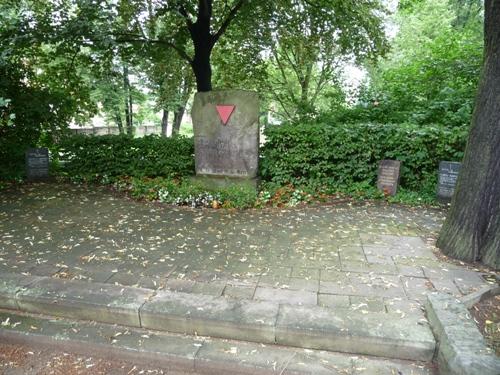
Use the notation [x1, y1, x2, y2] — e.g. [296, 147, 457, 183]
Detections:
[337, 0, 483, 129]
[58, 134, 194, 182]
[261, 122, 466, 194]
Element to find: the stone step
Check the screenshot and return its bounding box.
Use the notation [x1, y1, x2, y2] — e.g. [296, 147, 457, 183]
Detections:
[0, 273, 436, 362]
[0, 310, 436, 375]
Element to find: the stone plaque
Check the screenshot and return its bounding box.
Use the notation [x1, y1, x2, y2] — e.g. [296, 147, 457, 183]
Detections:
[26, 148, 49, 180]
[192, 90, 259, 179]
[437, 161, 461, 203]
[377, 160, 401, 196]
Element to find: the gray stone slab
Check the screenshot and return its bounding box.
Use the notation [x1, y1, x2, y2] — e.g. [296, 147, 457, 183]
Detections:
[317, 294, 350, 309]
[192, 281, 226, 296]
[15, 277, 151, 327]
[401, 276, 436, 301]
[340, 261, 399, 275]
[192, 90, 259, 179]
[140, 290, 278, 344]
[223, 285, 255, 300]
[286, 278, 319, 292]
[351, 356, 434, 375]
[0, 273, 42, 310]
[349, 296, 386, 313]
[0, 310, 199, 372]
[254, 287, 317, 306]
[275, 304, 435, 361]
[194, 339, 294, 375]
[320, 273, 406, 299]
[425, 293, 500, 375]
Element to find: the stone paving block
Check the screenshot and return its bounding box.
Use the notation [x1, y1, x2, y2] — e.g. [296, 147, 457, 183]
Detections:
[290, 267, 320, 280]
[428, 277, 462, 297]
[320, 270, 346, 282]
[352, 356, 434, 375]
[166, 278, 196, 293]
[395, 257, 441, 269]
[317, 294, 350, 309]
[192, 281, 226, 297]
[275, 304, 435, 361]
[140, 290, 278, 344]
[286, 278, 319, 292]
[28, 263, 63, 277]
[338, 246, 366, 263]
[384, 298, 424, 316]
[396, 265, 425, 278]
[365, 254, 395, 265]
[223, 285, 255, 300]
[320, 273, 406, 299]
[283, 350, 354, 375]
[254, 287, 317, 306]
[450, 270, 487, 295]
[258, 274, 291, 288]
[401, 276, 436, 302]
[0, 273, 42, 310]
[194, 338, 294, 375]
[340, 261, 399, 275]
[16, 277, 151, 327]
[349, 296, 386, 313]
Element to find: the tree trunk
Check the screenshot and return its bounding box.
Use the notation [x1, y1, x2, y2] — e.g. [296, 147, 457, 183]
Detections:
[128, 85, 134, 135]
[123, 64, 133, 135]
[161, 110, 169, 137]
[437, 0, 500, 269]
[115, 111, 123, 134]
[172, 106, 185, 135]
[190, 6, 214, 92]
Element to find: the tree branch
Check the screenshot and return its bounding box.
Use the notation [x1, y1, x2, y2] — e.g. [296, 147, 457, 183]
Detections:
[113, 33, 193, 63]
[178, 4, 194, 29]
[212, 0, 246, 44]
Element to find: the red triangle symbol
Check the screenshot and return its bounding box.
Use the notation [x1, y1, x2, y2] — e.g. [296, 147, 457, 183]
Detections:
[216, 105, 235, 125]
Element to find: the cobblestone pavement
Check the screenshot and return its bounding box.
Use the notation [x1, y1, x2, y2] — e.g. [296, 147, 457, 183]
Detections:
[0, 183, 490, 317]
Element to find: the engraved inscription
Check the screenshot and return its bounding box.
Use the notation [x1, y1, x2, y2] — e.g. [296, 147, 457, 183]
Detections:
[26, 148, 49, 180]
[377, 160, 401, 196]
[437, 161, 461, 201]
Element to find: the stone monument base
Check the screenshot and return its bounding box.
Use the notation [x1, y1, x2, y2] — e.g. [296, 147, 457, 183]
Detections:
[189, 175, 259, 190]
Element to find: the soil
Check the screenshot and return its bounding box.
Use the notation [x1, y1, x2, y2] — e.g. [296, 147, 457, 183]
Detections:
[0, 343, 171, 375]
[469, 294, 500, 356]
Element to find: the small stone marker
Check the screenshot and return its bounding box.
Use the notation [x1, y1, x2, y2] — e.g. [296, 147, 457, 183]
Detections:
[377, 160, 401, 196]
[437, 161, 461, 203]
[25, 148, 49, 180]
[192, 90, 259, 182]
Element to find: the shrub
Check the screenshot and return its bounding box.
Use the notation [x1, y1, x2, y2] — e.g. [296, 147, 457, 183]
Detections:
[114, 176, 257, 209]
[260, 122, 467, 193]
[58, 134, 194, 182]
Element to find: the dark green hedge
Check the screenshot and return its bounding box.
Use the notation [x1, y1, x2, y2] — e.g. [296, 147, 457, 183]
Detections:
[58, 134, 194, 181]
[260, 122, 467, 191]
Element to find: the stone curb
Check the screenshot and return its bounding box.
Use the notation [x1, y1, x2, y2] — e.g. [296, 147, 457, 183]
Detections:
[0, 272, 435, 362]
[459, 284, 500, 309]
[425, 293, 500, 375]
[0, 310, 435, 375]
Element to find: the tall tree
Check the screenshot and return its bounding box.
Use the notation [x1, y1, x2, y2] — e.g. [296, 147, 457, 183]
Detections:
[437, 0, 499, 269]
[266, 0, 387, 121]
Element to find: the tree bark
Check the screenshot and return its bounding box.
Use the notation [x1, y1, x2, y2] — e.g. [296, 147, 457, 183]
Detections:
[172, 106, 185, 135]
[123, 64, 133, 135]
[437, 0, 500, 269]
[161, 109, 169, 136]
[114, 111, 124, 134]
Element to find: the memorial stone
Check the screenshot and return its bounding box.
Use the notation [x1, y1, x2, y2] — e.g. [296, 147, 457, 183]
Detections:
[377, 160, 401, 196]
[26, 148, 49, 180]
[191, 90, 259, 186]
[437, 161, 461, 203]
